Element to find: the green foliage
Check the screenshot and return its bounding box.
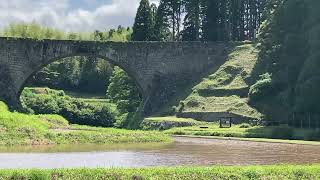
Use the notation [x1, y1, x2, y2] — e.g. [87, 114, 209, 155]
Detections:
[3, 22, 66, 39]
[153, 1, 171, 41]
[249, 73, 273, 102]
[239, 123, 251, 128]
[107, 67, 141, 114]
[178, 43, 263, 120]
[270, 125, 294, 139]
[0, 101, 170, 145]
[165, 122, 320, 142]
[21, 88, 116, 127]
[158, 0, 183, 41]
[132, 0, 155, 41]
[201, 0, 266, 41]
[305, 130, 320, 141]
[181, 0, 201, 41]
[1, 165, 320, 180]
[142, 116, 203, 130]
[254, 0, 320, 123]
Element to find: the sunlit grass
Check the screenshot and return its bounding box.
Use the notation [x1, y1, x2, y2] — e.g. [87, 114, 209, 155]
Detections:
[0, 101, 171, 145]
[164, 122, 320, 144]
[145, 116, 202, 123]
[179, 43, 263, 120]
[1, 165, 320, 180]
[196, 44, 258, 90]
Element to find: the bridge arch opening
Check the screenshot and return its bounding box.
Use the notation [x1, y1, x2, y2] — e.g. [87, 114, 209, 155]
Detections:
[18, 54, 143, 127]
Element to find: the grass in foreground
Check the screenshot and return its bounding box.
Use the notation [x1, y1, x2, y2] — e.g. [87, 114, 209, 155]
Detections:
[0, 101, 170, 145]
[0, 165, 319, 180]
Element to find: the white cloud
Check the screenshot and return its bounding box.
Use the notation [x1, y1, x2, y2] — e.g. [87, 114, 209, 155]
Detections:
[0, 0, 159, 32]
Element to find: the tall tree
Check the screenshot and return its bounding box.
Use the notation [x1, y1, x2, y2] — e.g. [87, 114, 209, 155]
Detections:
[153, 0, 171, 41]
[202, 0, 220, 41]
[132, 0, 154, 41]
[107, 67, 141, 113]
[201, 0, 265, 41]
[166, 0, 183, 41]
[182, 0, 201, 41]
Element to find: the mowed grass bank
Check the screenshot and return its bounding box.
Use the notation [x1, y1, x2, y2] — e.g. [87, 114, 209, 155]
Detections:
[164, 122, 320, 142]
[141, 116, 320, 143]
[1, 165, 320, 180]
[0, 101, 170, 145]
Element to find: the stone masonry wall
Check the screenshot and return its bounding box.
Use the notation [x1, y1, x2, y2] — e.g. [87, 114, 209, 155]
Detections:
[0, 37, 230, 116]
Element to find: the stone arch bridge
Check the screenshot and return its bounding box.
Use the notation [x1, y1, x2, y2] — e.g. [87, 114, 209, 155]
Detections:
[0, 37, 230, 116]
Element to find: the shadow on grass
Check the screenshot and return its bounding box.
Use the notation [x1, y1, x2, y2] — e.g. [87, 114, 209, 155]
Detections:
[245, 126, 320, 141]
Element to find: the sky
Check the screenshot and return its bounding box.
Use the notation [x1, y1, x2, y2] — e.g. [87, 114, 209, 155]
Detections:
[0, 0, 159, 32]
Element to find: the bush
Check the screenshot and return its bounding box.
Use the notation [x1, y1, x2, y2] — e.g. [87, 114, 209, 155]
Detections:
[21, 88, 116, 127]
[107, 67, 141, 113]
[249, 73, 273, 102]
[239, 123, 251, 128]
[270, 126, 294, 139]
[305, 130, 320, 141]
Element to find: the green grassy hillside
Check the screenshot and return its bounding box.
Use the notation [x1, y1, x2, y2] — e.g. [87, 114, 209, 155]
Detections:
[177, 43, 263, 120]
[0, 101, 170, 145]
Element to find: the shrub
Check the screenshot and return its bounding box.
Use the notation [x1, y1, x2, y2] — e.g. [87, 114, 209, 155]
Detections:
[249, 73, 273, 102]
[172, 130, 186, 135]
[21, 88, 116, 127]
[239, 123, 251, 128]
[107, 67, 141, 113]
[117, 100, 137, 114]
[270, 126, 294, 139]
[305, 130, 320, 141]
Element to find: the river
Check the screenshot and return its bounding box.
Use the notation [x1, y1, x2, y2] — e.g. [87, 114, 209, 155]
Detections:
[0, 137, 319, 169]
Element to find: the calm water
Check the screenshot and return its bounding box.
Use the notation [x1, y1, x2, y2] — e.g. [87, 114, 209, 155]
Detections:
[0, 137, 319, 169]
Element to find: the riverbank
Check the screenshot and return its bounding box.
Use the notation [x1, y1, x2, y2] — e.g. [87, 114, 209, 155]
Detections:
[0, 101, 170, 145]
[173, 135, 320, 146]
[149, 117, 320, 142]
[0, 165, 319, 179]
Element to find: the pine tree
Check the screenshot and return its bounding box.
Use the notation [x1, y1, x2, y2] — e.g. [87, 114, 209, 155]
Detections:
[132, 0, 154, 41]
[219, 0, 229, 41]
[202, 0, 220, 41]
[166, 0, 183, 41]
[182, 0, 201, 41]
[153, 0, 171, 41]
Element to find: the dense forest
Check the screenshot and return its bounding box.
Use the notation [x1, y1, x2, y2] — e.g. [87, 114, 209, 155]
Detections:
[250, 0, 320, 127]
[133, 0, 266, 41]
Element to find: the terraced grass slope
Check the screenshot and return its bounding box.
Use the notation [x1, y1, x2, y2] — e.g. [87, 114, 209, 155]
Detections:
[178, 43, 263, 121]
